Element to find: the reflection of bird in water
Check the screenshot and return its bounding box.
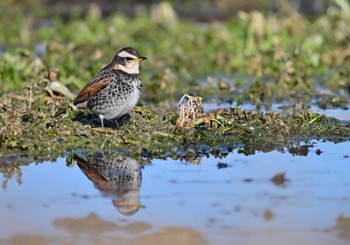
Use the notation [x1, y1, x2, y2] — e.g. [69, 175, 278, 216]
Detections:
[73, 153, 142, 216]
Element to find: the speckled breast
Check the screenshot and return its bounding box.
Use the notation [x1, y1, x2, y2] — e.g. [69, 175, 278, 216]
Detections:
[87, 74, 142, 120]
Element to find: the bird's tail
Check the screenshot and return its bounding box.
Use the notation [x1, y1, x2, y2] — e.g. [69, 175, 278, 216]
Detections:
[52, 108, 66, 118]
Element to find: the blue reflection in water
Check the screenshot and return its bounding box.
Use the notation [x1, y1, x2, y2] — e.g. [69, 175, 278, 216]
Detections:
[0, 140, 349, 243]
[71, 153, 142, 216]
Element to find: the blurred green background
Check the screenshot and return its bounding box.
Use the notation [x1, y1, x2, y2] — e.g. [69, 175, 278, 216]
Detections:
[0, 0, 349, 104]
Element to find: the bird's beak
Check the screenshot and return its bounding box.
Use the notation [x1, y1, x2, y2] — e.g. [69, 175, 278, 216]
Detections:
[134, 57, 147, 62]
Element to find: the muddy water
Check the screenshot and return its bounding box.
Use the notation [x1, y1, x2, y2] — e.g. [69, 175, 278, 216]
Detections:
[1, 140, 350, 245]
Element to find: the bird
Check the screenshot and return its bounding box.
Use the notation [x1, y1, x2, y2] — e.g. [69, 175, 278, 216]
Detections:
[53, 47, 147, 127]
[72, 153, 142, 216]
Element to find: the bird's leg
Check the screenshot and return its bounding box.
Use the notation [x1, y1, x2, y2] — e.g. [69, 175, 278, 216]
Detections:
[113, 113, 130, 128]
[99, 114, 105, 128]
[114, 118, 120, 128]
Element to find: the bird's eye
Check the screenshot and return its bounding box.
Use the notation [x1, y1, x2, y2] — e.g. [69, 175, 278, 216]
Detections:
[126, 57, 134, 61]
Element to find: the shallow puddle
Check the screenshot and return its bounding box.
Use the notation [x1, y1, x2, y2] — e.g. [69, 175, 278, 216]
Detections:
[1, 141, 350, 245]
[204, 102, 350, 121]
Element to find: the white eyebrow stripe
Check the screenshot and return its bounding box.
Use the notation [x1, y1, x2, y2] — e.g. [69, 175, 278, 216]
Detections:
[118, 51, 137, 59]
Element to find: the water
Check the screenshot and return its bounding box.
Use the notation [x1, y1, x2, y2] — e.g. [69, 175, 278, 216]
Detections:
[204, 102, 350, 121]
[1, 140, 349, 245]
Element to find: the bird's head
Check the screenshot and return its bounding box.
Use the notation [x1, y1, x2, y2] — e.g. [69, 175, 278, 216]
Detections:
[112, 47, 147, 74]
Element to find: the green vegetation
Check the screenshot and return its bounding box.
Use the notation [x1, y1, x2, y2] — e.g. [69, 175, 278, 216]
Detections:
[0, 1, 349, 160]
[1, 1, 350, 102]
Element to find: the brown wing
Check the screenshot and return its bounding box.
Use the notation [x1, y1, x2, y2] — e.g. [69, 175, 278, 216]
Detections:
[74, 155, 109, 182]
[73, 69, 115, 106]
